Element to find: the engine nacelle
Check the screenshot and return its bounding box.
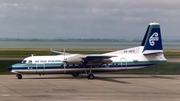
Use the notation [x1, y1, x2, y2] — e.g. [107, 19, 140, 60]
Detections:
[66, 55, 83, 65]
[65, 55, 113, 65]
[102, 59, 112, 64]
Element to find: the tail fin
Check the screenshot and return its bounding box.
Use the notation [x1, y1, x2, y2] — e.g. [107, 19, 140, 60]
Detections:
[141, 22, 163, 55]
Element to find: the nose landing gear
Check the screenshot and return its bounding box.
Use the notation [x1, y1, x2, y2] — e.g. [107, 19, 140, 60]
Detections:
[16, 74, 22, 79]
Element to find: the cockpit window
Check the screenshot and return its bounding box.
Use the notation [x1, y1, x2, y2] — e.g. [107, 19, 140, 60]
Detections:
[22, 60, 27, 64]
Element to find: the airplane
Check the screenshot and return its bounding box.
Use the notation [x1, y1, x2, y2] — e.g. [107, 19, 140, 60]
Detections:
[9, 22, 167, 79]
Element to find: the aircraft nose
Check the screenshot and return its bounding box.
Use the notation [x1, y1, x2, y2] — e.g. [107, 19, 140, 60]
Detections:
[8, 66, 12, 71]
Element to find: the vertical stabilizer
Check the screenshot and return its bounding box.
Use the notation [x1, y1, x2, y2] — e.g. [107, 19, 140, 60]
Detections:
[141, 22, 163, 55]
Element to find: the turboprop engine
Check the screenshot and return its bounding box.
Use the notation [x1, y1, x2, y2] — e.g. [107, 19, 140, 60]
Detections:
[65, 55, 113, 66]
[65, 55, 84, 65]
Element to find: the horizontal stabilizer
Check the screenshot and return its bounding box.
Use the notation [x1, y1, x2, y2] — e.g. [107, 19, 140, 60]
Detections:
[143, 52, 164, 55]
[51, 50, 70, 55]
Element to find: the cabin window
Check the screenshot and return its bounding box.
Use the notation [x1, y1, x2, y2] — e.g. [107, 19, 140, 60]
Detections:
[22, 60, 27, 64]
[116, 63, 118, 67]
[28, 60, 32, 64]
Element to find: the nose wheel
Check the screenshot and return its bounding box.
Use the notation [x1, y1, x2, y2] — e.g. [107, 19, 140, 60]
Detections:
[16, 74, 22, 79]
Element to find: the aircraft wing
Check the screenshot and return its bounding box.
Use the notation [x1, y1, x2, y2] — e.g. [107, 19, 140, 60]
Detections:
[80, 55, 116, 65]
[81, 55, 115, 60]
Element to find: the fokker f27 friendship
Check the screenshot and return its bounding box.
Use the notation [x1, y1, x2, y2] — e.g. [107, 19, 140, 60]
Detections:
[9, 22, 167, 79]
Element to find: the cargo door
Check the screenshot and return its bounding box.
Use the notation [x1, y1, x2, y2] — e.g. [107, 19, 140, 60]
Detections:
[120, 58, 127, 69]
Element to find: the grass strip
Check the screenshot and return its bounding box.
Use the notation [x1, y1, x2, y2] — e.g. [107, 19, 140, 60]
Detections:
[0, 60, 21, 74]
[164, 52, 180, 58]
[117, 62, 180, 74]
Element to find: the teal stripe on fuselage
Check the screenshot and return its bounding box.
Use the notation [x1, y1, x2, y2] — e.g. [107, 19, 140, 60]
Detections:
[111, 60, 166, 65]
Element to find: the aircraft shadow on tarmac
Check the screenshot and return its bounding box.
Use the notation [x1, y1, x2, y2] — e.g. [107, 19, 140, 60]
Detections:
[24, 75, 132, 84]
[95, 75, 175, 84]
[23, 74, 175, 84]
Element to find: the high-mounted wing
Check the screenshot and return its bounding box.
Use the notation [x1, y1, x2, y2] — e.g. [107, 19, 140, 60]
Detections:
[65, 54, 116, 66]
[80, 55, 116, 65]
[81, 55, 115, 60]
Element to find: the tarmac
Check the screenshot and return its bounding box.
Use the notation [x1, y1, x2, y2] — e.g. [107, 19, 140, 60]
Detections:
[0, 74, 180, 101]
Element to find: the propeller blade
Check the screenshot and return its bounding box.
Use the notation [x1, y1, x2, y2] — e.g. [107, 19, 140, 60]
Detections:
[64, 49, 66, 73]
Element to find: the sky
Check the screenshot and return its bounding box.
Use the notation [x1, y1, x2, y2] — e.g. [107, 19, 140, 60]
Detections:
[0, 0, 179, 40]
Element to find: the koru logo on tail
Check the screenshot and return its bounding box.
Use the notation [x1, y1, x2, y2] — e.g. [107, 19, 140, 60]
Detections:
[149, 32, 159, 46]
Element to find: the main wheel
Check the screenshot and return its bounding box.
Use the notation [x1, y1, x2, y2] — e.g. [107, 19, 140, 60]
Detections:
[88, 74, 94, 80]
[72, 73, 79, 77]
[16, 74, 22, 79]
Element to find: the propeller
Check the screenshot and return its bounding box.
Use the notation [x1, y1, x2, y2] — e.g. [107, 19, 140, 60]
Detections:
[63, 49, 66, 73]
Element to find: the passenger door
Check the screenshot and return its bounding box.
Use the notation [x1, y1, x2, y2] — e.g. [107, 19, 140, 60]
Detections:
[36, 64, 45, 73]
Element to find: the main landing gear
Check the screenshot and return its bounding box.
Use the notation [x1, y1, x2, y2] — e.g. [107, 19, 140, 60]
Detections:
[16, 74, 22, 79]
[72, 73, 79, 77]
[85, 66, 94, 80]
[88, 74, 94, 80]
[72, 73, 94, 79]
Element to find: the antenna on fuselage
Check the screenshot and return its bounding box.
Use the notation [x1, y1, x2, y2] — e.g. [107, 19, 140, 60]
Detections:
[31, 54, 35, 57]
